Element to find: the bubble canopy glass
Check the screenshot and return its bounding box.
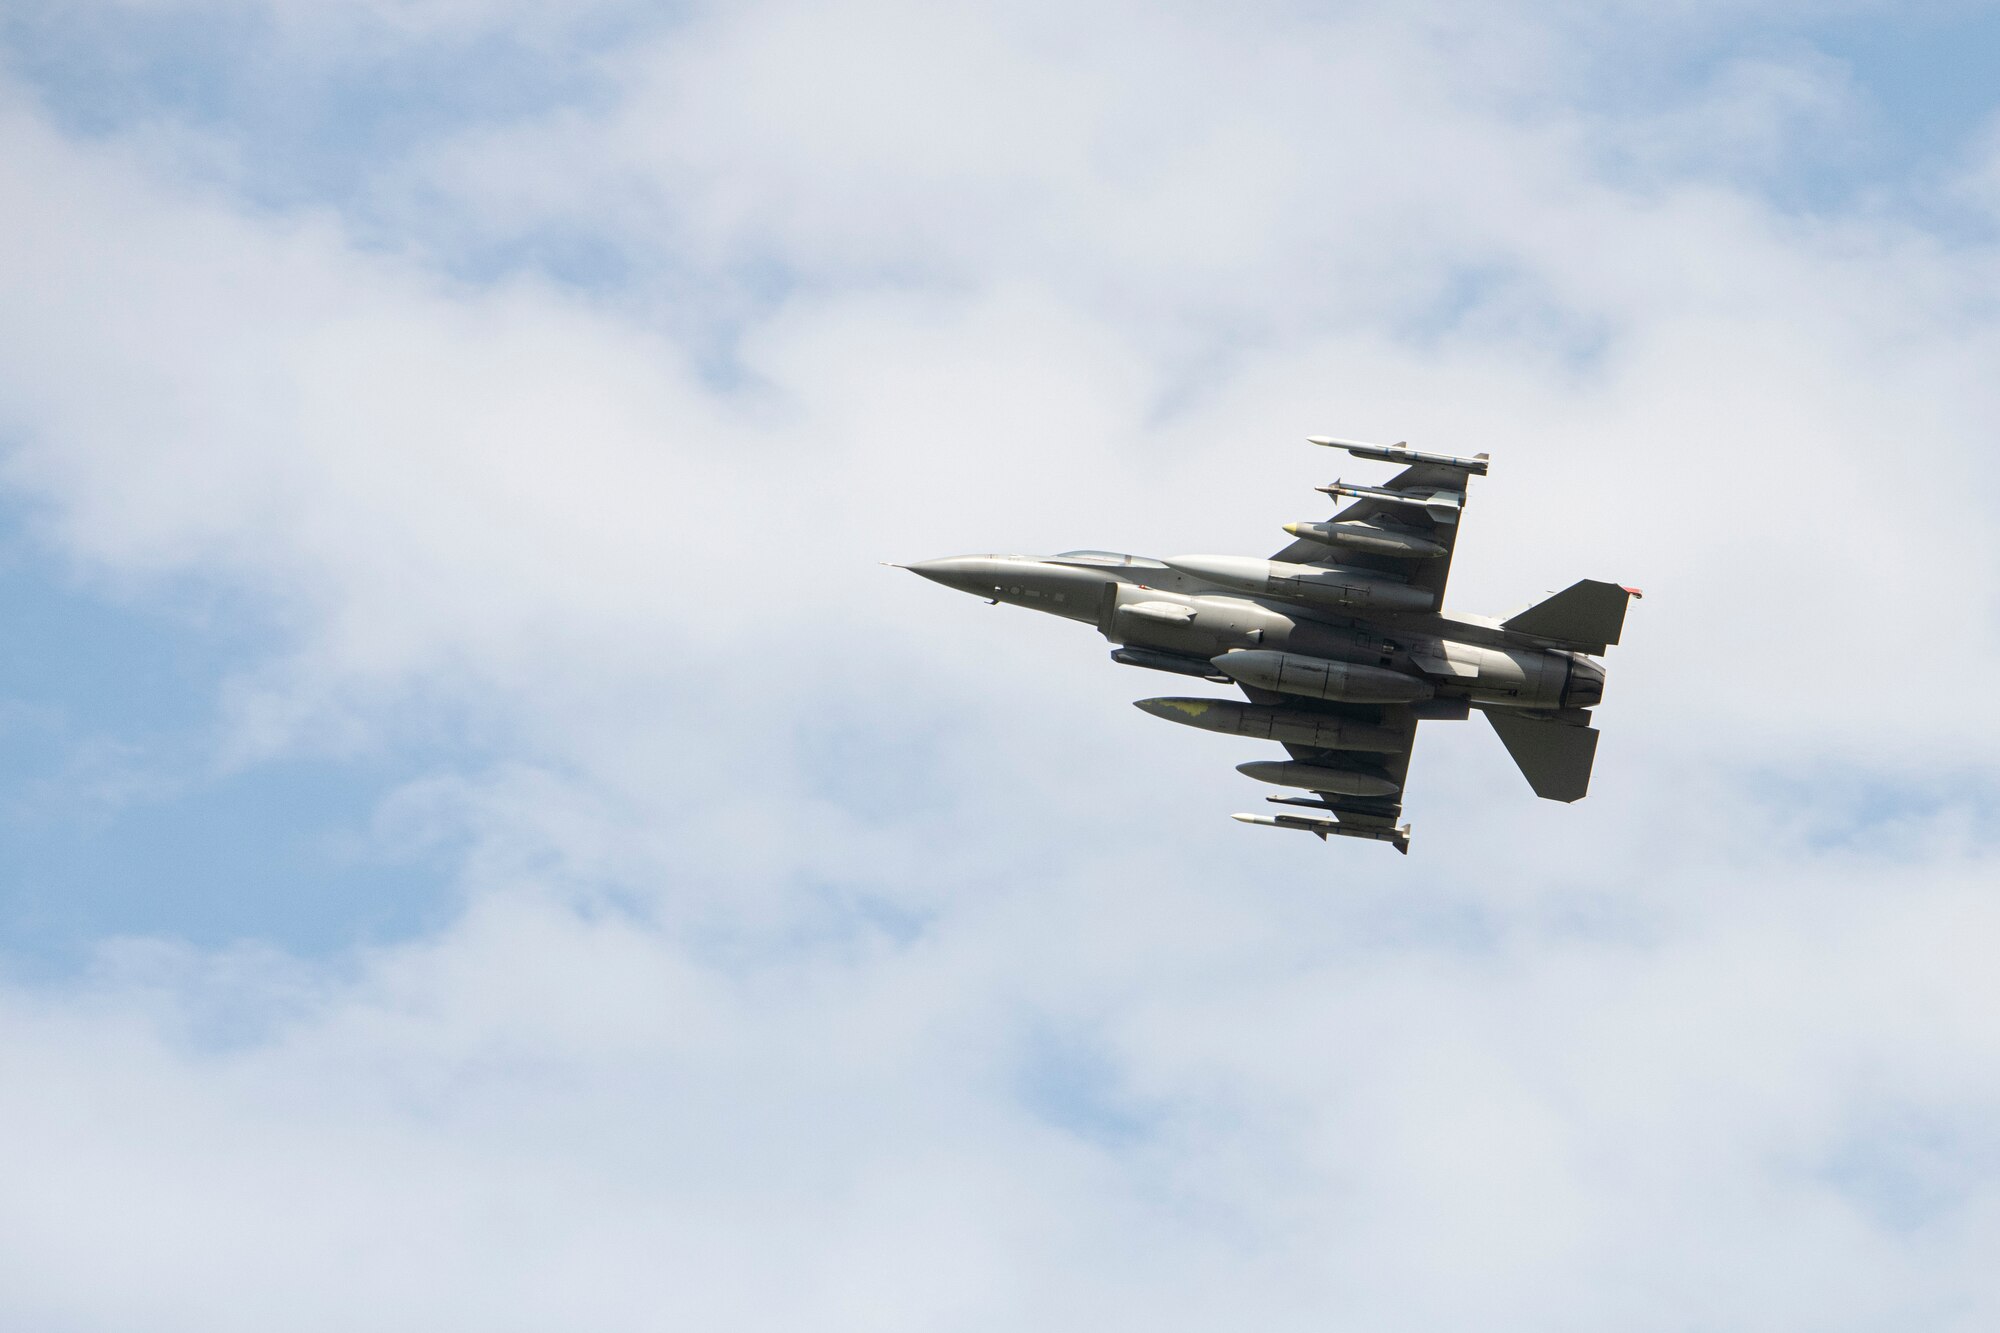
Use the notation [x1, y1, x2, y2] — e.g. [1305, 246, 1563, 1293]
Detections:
[1050, 550, 1168, 569]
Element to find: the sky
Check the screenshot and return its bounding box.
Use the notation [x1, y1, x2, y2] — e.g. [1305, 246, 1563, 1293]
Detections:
[2, 0, 2000, 1328]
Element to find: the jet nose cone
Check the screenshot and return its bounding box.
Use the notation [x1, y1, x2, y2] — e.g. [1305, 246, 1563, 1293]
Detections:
[904, 556, 1002, 597]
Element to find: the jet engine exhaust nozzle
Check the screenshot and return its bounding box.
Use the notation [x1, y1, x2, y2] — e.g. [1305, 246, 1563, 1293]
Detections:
[1563, 658, 1606, 710]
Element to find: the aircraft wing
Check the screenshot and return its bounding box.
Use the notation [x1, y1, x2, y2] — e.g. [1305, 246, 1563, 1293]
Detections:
[1238, 683, 1419, 851]
[1271, 459, 1477, 606]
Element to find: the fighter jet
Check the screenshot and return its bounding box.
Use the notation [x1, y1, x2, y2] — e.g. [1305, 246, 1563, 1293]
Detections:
[903, 436, 1639, 853]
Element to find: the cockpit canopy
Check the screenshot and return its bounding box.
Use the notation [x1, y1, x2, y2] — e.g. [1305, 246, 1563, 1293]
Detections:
[1050, 550, 1168, 570]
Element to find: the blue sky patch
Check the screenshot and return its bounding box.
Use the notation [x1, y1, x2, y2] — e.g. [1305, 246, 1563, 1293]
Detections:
[1017, 1019, 1159, 1149]
[0, 524, 457, 973]
[0, 1, 634, 212]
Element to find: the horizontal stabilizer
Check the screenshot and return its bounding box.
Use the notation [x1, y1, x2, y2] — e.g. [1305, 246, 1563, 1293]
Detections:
[1502, 579, 1638, 653]
[1486, 711, 1598, 802]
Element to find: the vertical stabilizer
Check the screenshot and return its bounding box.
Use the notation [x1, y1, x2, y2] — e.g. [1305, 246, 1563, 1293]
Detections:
[1486, 711, 1599, 802]
[1501, 579, 1638, 653]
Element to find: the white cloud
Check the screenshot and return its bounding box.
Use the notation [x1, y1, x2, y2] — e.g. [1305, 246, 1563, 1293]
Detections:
[2, 2, 2000, 1328]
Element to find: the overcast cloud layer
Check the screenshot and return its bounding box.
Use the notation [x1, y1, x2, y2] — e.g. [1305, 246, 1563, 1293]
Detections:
[3, 2, 2000, 1329]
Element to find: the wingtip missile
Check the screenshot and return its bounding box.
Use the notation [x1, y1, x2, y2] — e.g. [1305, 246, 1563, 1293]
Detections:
[1231, 810, 1412, 853]
[1307, 435, 1490, 475]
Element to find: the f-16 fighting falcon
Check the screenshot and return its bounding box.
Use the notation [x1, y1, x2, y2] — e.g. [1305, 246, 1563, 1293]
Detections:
[902, 436, 1639, 853]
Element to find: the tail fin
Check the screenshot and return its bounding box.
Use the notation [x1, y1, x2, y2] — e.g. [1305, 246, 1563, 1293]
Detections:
[1486, 711, 1598, 802]
[1502, 579, 1639, 654]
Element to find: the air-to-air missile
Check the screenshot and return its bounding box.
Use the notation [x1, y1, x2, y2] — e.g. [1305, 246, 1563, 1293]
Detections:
[901, 434, 1640, 853]
[1315, 479, 1463, 524]
[1230, 809, 1412, 847]
[1304, 436, 1490, 473]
